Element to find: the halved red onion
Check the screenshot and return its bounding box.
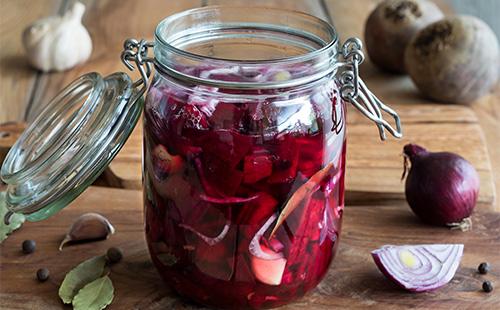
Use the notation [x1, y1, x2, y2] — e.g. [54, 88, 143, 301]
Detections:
[199, 194, 259, 204]
[249, 214, 284, 260]
[179, 220, 231, 246]
[372, 244, 464, 292]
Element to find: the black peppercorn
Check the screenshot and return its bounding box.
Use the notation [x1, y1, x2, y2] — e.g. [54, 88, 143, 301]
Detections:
[478, 262, 490, 274]
[36, 268, 49, 282]
[106, 247, 123, 264]
[22, 240, 36, 254]
[482, 281, 493, 293]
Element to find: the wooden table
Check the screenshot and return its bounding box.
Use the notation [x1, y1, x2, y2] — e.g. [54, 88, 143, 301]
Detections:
[1, 0, 499, 309]
[1, 187, 499, 309]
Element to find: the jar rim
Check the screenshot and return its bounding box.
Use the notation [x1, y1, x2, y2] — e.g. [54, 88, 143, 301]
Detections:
[154, 5, 338, 64]
[153, 6, 339, 89]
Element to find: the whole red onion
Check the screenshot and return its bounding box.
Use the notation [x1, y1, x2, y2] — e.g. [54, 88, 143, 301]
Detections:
[403, 144, 479, 230]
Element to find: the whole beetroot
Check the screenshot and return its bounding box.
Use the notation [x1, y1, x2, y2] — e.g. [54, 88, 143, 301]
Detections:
[365, 0, 443, 73]
[405, 15, 500, 104]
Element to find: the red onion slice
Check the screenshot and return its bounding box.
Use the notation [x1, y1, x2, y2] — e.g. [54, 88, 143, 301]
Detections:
[319, 204, 337, 245]
[372, 244, 464, 292]
[179, 220, 231, 246]
[249, 214, 284, 260]
[199, 66, 241, 79]
[199, 194, 259, 204]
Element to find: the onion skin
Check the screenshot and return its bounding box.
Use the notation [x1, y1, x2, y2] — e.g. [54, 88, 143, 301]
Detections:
[403, 144, 479, 228]
[372, 244, 464, 292]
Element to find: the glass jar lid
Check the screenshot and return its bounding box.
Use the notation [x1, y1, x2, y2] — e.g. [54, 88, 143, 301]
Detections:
[1, 72, 143, 222]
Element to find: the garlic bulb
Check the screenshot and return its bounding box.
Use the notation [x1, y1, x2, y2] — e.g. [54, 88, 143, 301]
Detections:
[22, 2, 92, 72]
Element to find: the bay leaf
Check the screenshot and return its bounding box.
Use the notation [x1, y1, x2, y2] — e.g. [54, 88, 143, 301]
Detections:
[58, 255, 107, 304]
[72, 275, 114, 310]
[0, 192, 25, 243]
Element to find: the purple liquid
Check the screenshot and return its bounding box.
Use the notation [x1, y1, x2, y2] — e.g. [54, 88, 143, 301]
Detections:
[143, 66, 346, 309]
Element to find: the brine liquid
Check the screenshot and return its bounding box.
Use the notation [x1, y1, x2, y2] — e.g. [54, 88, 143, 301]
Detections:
[143, 68, 346, 309]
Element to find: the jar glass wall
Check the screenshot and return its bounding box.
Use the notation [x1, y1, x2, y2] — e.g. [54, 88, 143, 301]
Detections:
[143, 6, 346, 309]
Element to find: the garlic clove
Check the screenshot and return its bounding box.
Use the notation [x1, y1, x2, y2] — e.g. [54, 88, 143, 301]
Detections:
[22, 1, 92, 72]
[59, 213, 115, 251]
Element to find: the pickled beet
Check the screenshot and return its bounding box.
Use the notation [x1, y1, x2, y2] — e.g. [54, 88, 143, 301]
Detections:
[243, 153, 273, 184]
[143, 65, 346, 309]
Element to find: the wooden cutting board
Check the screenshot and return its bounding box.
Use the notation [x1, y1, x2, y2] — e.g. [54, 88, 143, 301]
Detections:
[109, 98, 496, 205]
[1, 97, 495, 206]
[0, 186, 498, 309]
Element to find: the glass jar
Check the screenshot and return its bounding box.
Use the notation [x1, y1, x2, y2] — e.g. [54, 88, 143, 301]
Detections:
[143, 7, 348, 309]
[1, 6, 401, 310]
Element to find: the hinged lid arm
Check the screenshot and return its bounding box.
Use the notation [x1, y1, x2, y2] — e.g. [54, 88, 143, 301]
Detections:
[121, 39, 154, 93]
[337, 38, 402, 140]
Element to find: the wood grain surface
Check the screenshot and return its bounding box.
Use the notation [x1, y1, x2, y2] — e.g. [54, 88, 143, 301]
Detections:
[109, 0, 497, 205]
[0, 186, 498, 309]
[0, 0, 62, 123]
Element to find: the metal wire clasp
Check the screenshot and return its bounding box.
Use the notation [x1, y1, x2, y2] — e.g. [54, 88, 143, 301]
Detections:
[121, 39, 154, 93]
[338, 38, 402, 140]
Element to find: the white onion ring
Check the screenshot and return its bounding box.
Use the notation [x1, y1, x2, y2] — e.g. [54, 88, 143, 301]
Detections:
[179, 220, 231, 246]
[249, 214, 284, 260]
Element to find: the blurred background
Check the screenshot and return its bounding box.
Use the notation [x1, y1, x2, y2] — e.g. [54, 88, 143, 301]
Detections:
[450, 0, 499, 36]
[1, 0, 499, 123]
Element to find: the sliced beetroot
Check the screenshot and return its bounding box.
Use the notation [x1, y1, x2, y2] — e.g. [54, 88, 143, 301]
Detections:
[143, 63, 348, 308]
[235, 192, 278, 225]
[293, 197, 328, 288]
[181, 201, 228, 239]
[178, 104, 210, 130]
[297, 135, 324, 178]
[372, 244, 464, 292]
[232, 254, 256, 283]
[282, 192, 325, 285]
[193, 157, 218, 197]
[243, 153, 273, 184]
[200, 129, 253, 168]
[196, 154, 244, 197]
[268, 135, 300, 184]
[193, 230, 236, 281]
